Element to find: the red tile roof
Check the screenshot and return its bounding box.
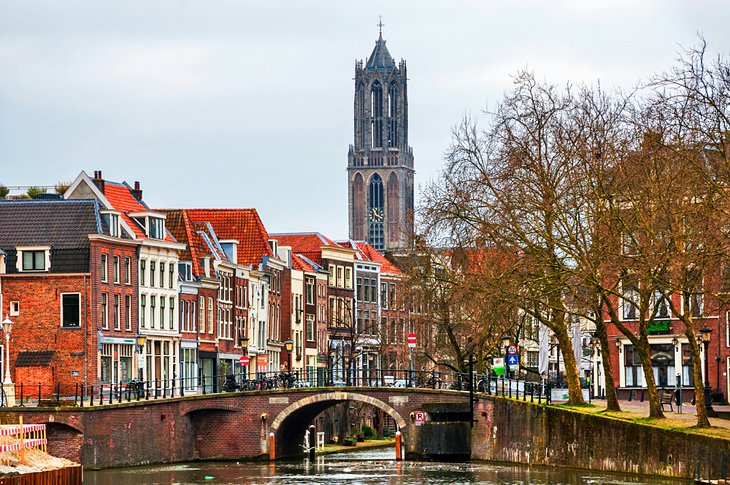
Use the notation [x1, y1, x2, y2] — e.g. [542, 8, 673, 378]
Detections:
[343, 240, 403, 276]
[162, 209, 273, 267]
[104, 181, 174, 242]
[291, 252, 316, 273]
[271, 233, 339, 265]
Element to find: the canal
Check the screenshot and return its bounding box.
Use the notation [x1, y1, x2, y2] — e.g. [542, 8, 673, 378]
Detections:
[85, 447, 690, 484]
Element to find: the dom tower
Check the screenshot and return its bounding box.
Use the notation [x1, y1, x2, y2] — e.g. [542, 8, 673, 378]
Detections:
[348, 27, 414, 252]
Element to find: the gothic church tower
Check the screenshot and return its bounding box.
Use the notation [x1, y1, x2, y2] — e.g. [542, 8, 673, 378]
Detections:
[348, 27, 414, 252]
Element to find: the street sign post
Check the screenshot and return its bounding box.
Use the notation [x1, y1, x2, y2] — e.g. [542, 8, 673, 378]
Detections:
[407, 333, 417, 348]
[239, 355, 250, 366]
[507, 354, 519, 368]
[493, 357, 505, 376]
[508, 345, 518, 355]
[413, 411, 425, 426]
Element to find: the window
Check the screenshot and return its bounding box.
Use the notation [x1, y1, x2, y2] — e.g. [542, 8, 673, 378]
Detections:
[621, 275, 639, 320]
[159, 262, 165, 289]
[357, 277, 363, 302]
[527, 351, 539, 368]
[169, 298, 175, 330]
[150, 261, 156, 287]
[148, 217, 165, 239]
[368, 173, 385, 250]
[150, 295, 156, 328]
[113, 294, 120, 330]
[101, 254, 108, 282]
[61, 293, 81, 328]
[653, 290, 670, 319]
[101, 293, 108, 329]
[125, 295, 131, 330]
[306, 314, 315, 342]
[102, 212, 120, 238]
[381, 282, 388, 309]
[199, 296, 205, 333]
[140, 260, 146, 286]
[336, 266, 343, 288]
[306, 277, 315, 305]
[179, 262, 192, 282]
[208, 297, 214, 334]
[124, 257, 131, 284]
[113, 256, 120, 283]
[160, 297, 166, 329]
[140, 295, 146, 328]
[345, 267, 353, 289]
[169, 263, 174, 289]
[328, 265, 335, 286]
[371, 81, 383, 147]
[681, 343, 695, 387]
[687, 270, 703, 318]
[22, 250, 47, 271]
[9, 301, 19, 317]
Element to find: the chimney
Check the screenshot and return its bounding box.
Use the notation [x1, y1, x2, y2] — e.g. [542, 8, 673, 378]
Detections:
[92, 170, 105, 194]
[132, 181, 143, 201]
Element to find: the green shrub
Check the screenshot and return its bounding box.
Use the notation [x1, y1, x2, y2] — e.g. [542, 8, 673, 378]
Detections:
[362, 424, 376, 439]
[26, 186, 47, 199]
[0, 185, 8, 198]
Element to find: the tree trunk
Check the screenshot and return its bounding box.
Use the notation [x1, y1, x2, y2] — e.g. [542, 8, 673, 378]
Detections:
[685, 327, 711, 427]
[636, 336, 664, 419]
[595, 321, 621, 411]
[554, 327, 585, 405]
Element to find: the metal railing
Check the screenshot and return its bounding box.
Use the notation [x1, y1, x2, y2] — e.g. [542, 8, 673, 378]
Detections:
[0, 369, 564, 407]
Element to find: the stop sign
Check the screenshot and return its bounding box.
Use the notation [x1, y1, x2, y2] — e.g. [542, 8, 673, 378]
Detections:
[239, 355, 250, 366]
[407, 333, 417, 345]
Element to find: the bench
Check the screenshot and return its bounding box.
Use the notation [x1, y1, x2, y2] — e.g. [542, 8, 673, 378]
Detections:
[659, 389, 674, 412]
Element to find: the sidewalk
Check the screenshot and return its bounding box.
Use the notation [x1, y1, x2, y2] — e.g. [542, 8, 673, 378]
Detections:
[589, 398, 730, 432]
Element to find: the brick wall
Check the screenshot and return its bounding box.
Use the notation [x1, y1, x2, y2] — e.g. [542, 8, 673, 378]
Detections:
[1, 273, 92, 389]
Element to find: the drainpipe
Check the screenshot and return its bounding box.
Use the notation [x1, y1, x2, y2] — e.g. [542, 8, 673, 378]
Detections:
[83, 274, 88, 389]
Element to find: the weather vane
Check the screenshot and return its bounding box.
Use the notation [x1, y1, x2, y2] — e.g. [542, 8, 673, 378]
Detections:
[378, 15, 384, 35]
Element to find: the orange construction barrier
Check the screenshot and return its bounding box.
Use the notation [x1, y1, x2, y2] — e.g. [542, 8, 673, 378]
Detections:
[395, 431, 402, 460]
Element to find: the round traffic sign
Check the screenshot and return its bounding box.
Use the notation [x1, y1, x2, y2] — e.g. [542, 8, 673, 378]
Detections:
[407, 333, 417, 345]
[239, 355, 250, 366]
[507, 345, 518, 355]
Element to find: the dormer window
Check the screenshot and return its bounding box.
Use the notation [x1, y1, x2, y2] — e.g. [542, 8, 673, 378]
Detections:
[128, 211, 167, 240]
[178, 262, 192, 282]
[100, 211, 121, 238]
[148, 217, 165, 240]
[17, 247, 50, 272]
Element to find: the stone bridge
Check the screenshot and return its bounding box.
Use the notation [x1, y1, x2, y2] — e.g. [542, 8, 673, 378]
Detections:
[0, 387, 472, 469]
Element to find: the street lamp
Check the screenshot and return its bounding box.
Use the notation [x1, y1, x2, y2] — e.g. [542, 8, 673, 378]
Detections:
[698, 326, 713, 412]
[2, 315, 15, 407]
[284, 340, 293, 373]
[501, 335, 511, 379]
[240, 336, 250, 380]
[136, 334, 146, 381]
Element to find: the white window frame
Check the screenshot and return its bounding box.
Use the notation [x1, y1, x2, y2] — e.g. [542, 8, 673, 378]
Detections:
[17, 246, 51, 272]
[60, 292, 82, 329]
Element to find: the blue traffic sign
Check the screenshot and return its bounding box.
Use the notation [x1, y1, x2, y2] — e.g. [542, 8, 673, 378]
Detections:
[507, 354, 519, 366]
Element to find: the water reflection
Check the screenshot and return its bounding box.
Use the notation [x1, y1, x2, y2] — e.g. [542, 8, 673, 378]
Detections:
[85, 448, 690, 484]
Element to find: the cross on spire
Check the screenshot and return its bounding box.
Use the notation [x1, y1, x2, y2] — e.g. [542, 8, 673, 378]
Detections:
[378, 16, 384, 36]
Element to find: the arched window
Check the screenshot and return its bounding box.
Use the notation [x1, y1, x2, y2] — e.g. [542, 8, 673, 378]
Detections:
[368, 173, 385, 250]
[371, 81, 383, 148]
[388, 84, 398, 147]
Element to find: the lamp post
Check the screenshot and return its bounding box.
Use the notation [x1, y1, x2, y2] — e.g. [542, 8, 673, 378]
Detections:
[136, 334, 146, 382]
[240, 336, 249, 381]
[501, 334, 511, 379]
[552, 335, 561, 384]
[284, 340, 294, 374]
[2, 315, 15, 407]
[699, 326, 713, 412]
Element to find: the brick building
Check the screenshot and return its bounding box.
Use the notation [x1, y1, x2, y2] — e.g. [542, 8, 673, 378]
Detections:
[0, 199, 138, 392]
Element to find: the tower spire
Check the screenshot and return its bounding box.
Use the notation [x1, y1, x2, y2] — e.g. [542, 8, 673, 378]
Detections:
[378, 15, 384, 38]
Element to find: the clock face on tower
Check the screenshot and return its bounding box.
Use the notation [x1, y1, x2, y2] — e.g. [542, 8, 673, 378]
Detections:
[369, 207, 384, 223]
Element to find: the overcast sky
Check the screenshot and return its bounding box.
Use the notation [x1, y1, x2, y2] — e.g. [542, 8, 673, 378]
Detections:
[1, 1, 728, 239]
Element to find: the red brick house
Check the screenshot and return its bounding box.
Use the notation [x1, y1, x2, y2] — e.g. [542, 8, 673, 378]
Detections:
[0, 199, 139, 395]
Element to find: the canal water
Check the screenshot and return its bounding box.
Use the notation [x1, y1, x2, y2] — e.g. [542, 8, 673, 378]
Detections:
[85, 448, 690, 484]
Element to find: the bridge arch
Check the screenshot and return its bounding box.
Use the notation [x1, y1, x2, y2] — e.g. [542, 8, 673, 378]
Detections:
[270, 391, 407, 458]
